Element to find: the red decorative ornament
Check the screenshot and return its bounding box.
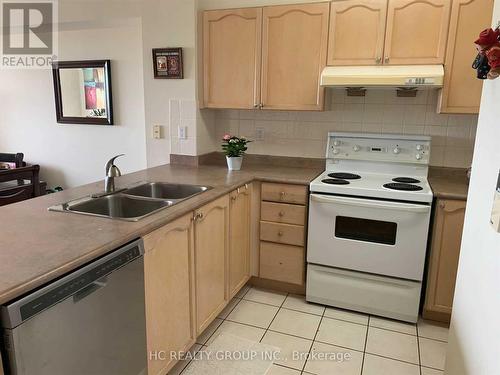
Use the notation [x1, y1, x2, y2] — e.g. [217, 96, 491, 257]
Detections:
[474, 27, 500, 80]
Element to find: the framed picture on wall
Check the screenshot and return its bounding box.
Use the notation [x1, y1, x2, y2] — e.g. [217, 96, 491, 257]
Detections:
[152, 48, 183, 79]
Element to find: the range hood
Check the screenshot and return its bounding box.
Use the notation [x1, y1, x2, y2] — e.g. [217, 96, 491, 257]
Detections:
[320, 65, 444, 88]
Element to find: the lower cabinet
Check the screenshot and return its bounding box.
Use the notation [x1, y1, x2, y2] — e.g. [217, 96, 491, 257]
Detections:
[229, 184, 252, 298]
[424, 198, 467, 322]
[194, 194, 230, 334]
[143, 213, 196, 375]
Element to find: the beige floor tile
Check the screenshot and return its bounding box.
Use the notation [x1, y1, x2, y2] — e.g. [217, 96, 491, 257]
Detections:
[261, 331, 312, 370]
[235, 284, 251, 298]
[266, 364, 301, 374]
[217, 297, 241, 319]
[283, 294, 325, 316]
[369, 316, 417, 336]
[421, 367, 444, 375]
[227, 300, 279, 328]
[324, 307, 369, 325]
[419, 337, 447, 370]
[196, 318, 223, 345]
[418, 319, 449, 342]
[243, 287, 287, 306]
[316, 317, 367, 351]
[304, 341, 363, 375]
[362, 353, 420, 375]
[365, 327, 419, 364]
[270, 309, 321, 340]
[206, 320, 265, 346]
[167, 343, 202, 375]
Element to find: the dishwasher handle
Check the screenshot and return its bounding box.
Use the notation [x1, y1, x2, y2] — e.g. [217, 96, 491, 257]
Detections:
[73, 277, 108, 303]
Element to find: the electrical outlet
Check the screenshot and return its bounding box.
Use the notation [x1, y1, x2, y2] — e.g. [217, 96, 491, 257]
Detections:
[178, 126, 188, 140]
[153, 125, 162, 139]
[255, 127, 265, 141]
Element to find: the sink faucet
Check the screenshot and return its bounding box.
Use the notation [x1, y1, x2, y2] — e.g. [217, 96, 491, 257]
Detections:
[104, 154, 124, 194]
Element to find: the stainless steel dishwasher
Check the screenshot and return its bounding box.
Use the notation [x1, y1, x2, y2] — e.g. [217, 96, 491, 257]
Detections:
[1, 239, 147, 375]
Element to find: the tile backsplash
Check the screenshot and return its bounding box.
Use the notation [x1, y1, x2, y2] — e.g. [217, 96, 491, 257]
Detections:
[214, 89, 478, 168]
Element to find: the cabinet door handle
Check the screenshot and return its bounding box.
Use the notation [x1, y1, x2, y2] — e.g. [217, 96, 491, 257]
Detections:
[384, 57, 390, 64]
[375, 57, 382, 64]
[439, 201, 446, 209]
[259, 103, 264, 109]
[253, 104, 259, 109]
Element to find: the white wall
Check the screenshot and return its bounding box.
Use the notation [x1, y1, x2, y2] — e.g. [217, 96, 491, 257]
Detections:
[214, 89, 478, 168]
[444, 2, 500, 373]
[0, 15, 147, 188]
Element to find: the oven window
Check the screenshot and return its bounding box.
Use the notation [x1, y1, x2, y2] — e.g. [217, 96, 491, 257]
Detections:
[335, 216, 397, 245]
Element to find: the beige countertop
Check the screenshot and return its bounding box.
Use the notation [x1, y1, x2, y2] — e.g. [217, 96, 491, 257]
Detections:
[0, 163, 321, 305]
[428, 168, 469, 201]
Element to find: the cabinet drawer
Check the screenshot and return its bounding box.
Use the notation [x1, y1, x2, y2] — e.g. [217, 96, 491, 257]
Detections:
[260, 242, 304, 285]
[260, 221, 304, 246]
[261, 201, 306, 225]
[261, 183, 307, 205]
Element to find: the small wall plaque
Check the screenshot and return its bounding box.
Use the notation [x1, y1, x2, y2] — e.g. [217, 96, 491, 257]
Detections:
[152, 48, 183, 79]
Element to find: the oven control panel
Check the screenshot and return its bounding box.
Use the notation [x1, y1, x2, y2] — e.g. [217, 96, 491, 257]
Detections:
[327, 133, 431, 164]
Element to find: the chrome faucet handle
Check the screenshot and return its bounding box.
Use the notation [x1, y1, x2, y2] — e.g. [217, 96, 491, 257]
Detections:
[105, 154, 124, 176]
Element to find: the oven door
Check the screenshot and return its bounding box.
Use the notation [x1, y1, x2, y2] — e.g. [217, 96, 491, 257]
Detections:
[307, 193, 431, 281]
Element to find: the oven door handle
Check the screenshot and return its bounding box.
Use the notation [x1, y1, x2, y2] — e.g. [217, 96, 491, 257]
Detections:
[311, 194, 431, 213]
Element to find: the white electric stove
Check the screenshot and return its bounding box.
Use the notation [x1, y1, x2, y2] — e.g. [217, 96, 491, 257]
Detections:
[306, 132, 433, 323]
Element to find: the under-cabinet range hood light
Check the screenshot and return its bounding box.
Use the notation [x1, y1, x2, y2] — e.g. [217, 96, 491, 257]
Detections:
[320, 65, 444, 88]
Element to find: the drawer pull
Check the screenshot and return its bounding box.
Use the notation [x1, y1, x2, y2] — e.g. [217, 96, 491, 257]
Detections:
[280, 191, 286, 200]
[278, 231, 284, 236]
[278, 211, 285, 217]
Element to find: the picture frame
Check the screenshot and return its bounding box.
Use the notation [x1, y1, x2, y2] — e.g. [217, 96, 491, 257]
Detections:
[152, 48, 183, 79]
[52, 60, 113, 125]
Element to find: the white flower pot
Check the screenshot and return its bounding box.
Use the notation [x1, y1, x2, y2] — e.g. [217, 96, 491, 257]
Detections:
[226, 156, 243, 171]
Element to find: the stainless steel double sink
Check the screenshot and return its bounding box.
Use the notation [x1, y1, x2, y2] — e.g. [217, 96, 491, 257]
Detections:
[49, 182, 211, 221]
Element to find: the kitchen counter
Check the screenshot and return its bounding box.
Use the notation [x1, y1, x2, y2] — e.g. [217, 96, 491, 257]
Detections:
[429, 168, 469, 201]
[0, 164, 321, 305]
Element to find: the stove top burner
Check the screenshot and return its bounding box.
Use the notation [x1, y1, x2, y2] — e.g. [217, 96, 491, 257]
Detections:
[328, 173, 361, 180]
[392, 177, 421, 184]
[322, 178, 350, 185]
[383, 183, 423, 191]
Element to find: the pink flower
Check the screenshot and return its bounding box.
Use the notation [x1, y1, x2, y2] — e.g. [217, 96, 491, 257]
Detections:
[223, 134, 231, 141]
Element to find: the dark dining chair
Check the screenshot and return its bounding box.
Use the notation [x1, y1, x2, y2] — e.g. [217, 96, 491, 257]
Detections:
[0, 165, 41, 206]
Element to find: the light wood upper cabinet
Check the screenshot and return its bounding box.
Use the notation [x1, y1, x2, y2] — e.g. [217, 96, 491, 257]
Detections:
[143, 214, 195, 375]
[384, 0, 451, 65]
[328, 0, 387, 66]
[203, 8, 262, 109]
[229, 184, 252, 298]
[424, 199, 466, 323]
[194, 195, 229, 334]
[439, 0, 494, 114]
[261, 3, 330, 110]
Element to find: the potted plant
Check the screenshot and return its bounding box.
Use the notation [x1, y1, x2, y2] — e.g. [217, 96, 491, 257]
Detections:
[222, 134, 251, 171]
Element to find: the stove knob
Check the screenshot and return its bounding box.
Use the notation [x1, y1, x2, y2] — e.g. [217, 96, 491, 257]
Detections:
[393, 147, 401, 154]
[333, 140, 341, 146]
[332, 148, 340, 155]
[415, 153, 423, 160]
[416, 144, 424, 151]
[353, 145, 361, 152]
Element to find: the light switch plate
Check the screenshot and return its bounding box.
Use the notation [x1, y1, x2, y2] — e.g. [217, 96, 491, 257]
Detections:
[490, 170, 500, 233]
[255, 127, 265, 141]
[153, 125, 162, 139]
[178, 126, 188, 140]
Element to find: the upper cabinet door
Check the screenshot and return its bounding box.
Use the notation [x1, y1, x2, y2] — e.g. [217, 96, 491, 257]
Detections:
[261, 3, 330, 111]
[384, 0, 451, 65]
[328, 0, 387, 66]
[203, 8, 262, 109]
[439, 0, 494, 114]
